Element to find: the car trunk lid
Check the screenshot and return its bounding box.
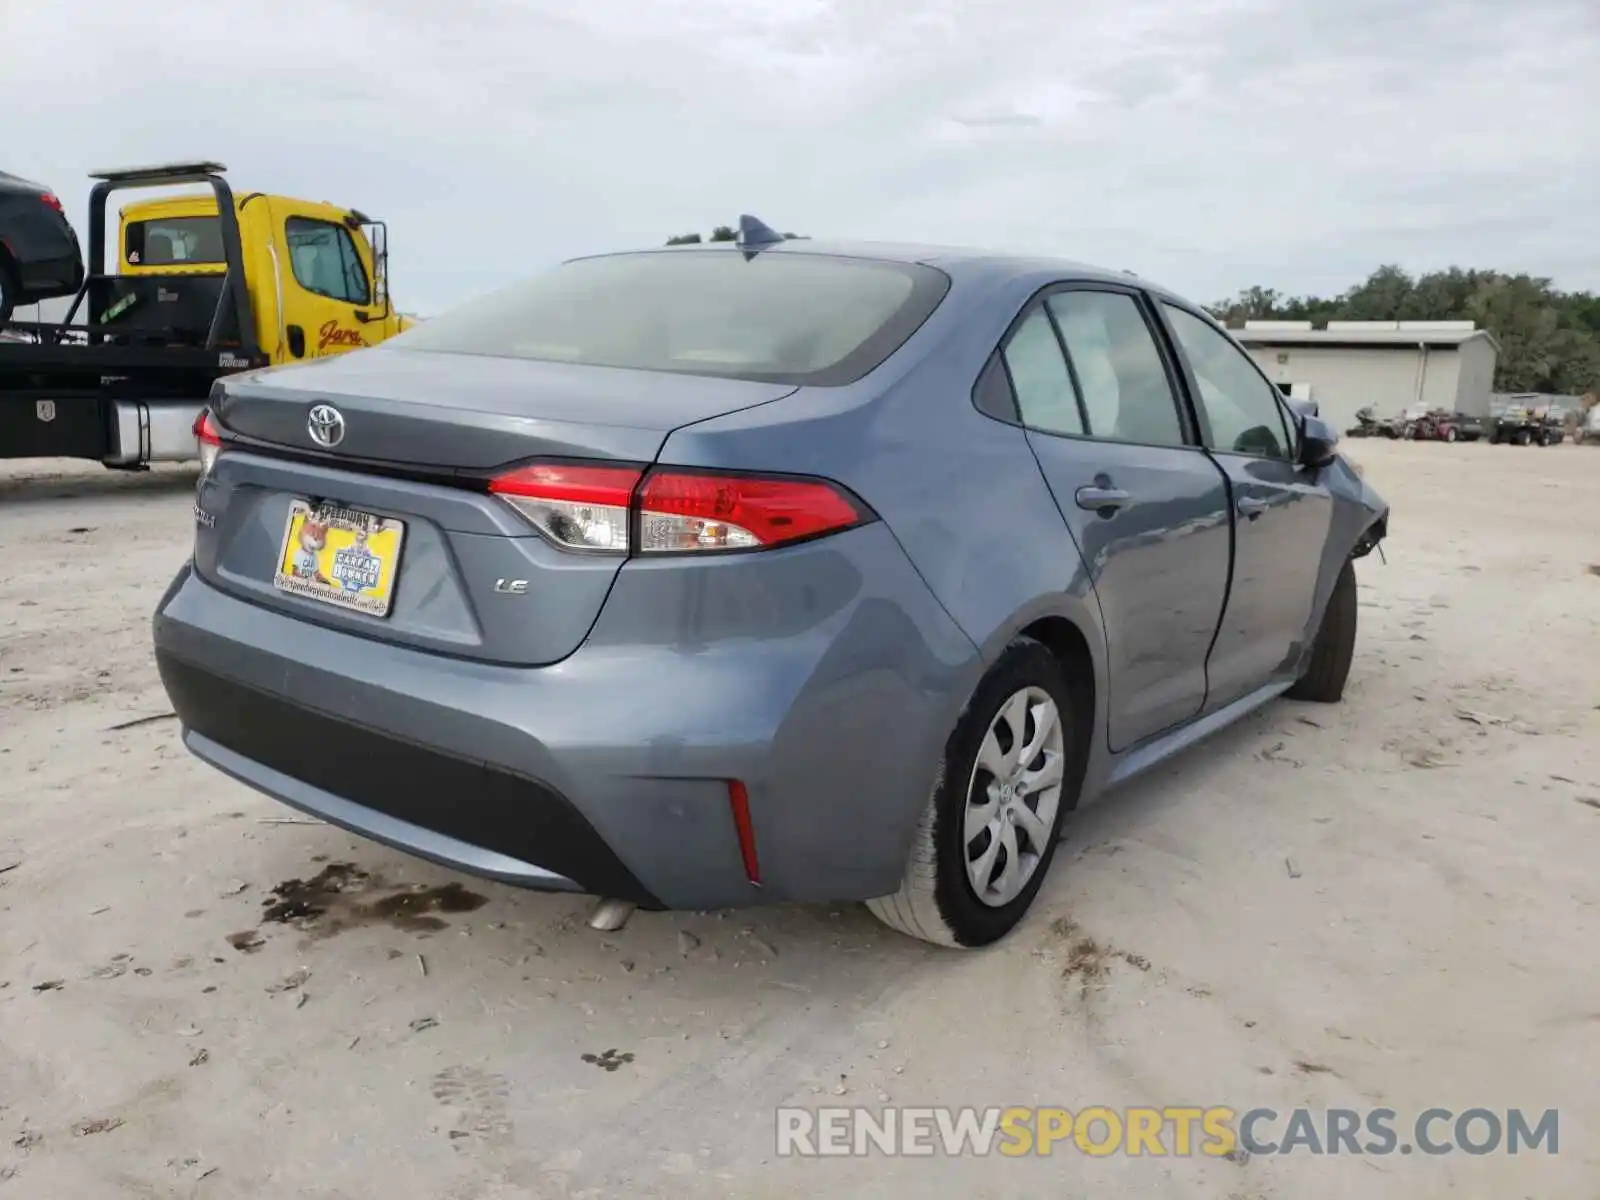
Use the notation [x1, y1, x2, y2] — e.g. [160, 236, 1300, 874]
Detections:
[196, 348, 796, 665]
[214, 348, 795, 470]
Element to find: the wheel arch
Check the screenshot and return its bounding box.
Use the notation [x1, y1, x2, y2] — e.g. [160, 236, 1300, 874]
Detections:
[963, 596, 1106, 808]
[1016, 614, 1096, 781]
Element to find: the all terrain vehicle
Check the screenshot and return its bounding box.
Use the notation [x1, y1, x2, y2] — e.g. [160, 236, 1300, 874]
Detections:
[1402, 408, 1484, 442]
[1489, 405, 1564, 446]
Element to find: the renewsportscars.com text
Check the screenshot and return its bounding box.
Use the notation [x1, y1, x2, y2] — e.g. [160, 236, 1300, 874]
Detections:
[776, 1105, 1559, 1158]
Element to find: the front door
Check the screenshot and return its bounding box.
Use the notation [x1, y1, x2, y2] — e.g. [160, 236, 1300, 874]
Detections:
[267, 199, 378, 362]
[1000, 285, 1233, 751]
[1158, 303, 1334, 709]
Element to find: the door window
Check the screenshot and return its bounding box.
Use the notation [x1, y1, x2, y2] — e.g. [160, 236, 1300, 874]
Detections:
[1163, 304, 1292, 459]
[1001, 307, 1085, 436]
[1045, 291, 1187, 448]
[285, 217, 371, 305]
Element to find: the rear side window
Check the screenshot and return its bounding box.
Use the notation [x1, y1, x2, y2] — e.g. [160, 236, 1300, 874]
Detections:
[1046, 291, 1186, 448]
[389, 251, 951, 386]
[1002, 308, 1084, 435]
[125, 217, 224, 266]
[286, 217, 372, 306]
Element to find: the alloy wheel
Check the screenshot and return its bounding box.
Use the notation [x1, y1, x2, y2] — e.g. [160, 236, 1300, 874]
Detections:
[963, 686, 1066, 907]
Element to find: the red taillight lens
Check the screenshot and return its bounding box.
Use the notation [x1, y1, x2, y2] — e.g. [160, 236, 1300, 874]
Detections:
[487, 461, 870, 555]
[489, 463, 641, 553]
[39, 193, 63, 214]
[193, 408, 224, 478]
[637, 470, 866, 553]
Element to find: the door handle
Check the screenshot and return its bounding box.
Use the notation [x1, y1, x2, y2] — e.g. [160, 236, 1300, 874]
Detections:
[1237, 496, 1267, 519]
[1075, 486, 1131, 514]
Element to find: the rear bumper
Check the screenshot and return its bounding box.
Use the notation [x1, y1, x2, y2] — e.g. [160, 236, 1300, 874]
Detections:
[152, 523, 980, 911]
[159, 650, 659, 905]
[14, 251, 84, 300]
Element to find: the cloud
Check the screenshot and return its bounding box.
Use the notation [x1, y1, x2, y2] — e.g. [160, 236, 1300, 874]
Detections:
[3, 0, 1597, 313]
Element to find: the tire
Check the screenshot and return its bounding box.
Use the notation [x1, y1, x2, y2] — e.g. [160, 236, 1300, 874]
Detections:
[0, 259, 17, 328]
[1444, 427, 1458, 443]
[1514, 429, 1531, 446]
[867, 637, 1082, 948]
[1286, 558, 1357, 704]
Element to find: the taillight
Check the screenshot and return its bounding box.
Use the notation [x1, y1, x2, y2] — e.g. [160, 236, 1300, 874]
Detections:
[193, 408, 224, 479]
[637, 470, 867, 552]
[39, 193, 63, 214]
[489, 463, 640, 553]
[487, 461, 870, 555]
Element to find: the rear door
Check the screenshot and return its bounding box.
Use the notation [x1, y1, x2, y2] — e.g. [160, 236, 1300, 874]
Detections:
[1157, 302, 1334, 709]
[267, 199, 378, 362]
[998, 284, 1233, 751]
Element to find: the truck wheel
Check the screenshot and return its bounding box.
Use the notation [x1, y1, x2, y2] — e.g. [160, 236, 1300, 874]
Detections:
[0, 260, 17, 327]
[867, 638, 1082, 948]
[1286, 558, 1357, 704]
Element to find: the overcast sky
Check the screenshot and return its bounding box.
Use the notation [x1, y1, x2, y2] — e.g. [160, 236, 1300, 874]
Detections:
[4, 0, 1597, 315]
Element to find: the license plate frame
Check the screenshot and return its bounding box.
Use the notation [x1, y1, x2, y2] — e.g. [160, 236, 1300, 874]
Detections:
[272, 498, 406, 618]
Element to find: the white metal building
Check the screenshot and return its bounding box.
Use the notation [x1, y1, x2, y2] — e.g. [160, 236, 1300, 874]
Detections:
[1228, 320, 1500, 433]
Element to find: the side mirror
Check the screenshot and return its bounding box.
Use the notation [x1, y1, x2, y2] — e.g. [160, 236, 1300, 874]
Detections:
[1298, 413, 1339, 469]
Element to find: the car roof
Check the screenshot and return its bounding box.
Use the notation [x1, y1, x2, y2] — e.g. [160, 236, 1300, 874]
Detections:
[602, 237, 1195, 306]
[0, 170, 47, 195]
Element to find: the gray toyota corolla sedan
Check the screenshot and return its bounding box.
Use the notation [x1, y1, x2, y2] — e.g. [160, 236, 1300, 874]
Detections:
[153, 218, 1388, 948]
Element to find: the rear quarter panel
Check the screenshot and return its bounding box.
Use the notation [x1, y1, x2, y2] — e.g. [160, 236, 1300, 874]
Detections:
[655, 266, 1110, 779]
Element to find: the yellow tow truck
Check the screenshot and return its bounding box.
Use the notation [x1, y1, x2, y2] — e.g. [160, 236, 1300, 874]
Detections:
[1, 161, 414, 467]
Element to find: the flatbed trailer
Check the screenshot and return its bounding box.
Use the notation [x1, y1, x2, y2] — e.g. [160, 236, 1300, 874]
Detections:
[1, 162, 265, 467]
[3, 159, 407, 468]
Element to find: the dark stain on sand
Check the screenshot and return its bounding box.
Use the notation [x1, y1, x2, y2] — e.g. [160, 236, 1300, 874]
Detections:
[258, 863, 488, 938]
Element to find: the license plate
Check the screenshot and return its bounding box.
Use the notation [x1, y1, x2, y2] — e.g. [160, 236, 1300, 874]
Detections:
[273, 499, 405, 618]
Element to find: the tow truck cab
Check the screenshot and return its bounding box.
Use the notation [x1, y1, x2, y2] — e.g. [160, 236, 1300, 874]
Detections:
[113, 191, 413, 362]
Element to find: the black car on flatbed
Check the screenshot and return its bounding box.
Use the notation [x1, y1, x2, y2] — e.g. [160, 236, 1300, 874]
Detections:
[0, 170, 85, 326]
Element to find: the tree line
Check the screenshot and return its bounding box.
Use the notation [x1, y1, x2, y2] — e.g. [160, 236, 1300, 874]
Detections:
[1206, 266, 1600, 396]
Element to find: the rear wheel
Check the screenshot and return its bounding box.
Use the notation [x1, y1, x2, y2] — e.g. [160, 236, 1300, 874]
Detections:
[0, 260, 17, 327]
[1514, 429, 1531, 446]
[1286, 558, 1358, 703]
[1444, 426, 1459, 443]
[867, 638, 1081, 948]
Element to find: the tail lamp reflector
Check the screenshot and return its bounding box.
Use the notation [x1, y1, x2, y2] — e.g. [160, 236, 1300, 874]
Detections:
[728, 780, 761, 885]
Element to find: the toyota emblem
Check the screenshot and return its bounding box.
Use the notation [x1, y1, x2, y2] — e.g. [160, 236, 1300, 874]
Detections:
[307, 403, 346, 449]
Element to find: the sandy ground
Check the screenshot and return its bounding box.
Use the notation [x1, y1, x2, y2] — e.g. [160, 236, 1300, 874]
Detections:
[1, 440, 1596, 1200]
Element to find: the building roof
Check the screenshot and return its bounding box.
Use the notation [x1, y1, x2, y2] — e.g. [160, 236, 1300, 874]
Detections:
[1229, 320, 1501, 353]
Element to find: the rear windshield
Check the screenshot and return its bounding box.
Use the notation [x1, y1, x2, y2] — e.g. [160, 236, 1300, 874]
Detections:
[125, 216, 224, 266]
[390, 250, 951, 386]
